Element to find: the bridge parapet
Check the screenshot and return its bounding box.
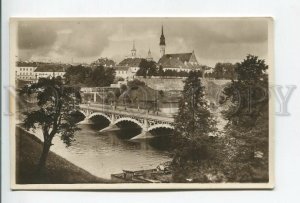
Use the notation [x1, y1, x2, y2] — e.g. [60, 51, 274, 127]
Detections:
[79, 104, 175, 136]
[79, 104, 174, 123]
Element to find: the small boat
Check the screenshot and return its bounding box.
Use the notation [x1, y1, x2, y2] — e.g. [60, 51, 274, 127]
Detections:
[111, 162, 172, 183]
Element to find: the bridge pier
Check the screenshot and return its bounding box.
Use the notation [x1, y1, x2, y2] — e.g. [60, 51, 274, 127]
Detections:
[130, 130, 154, 140]
[78, 117, 93, 125]
[129, 118, 155, 140]
[99, 124, 120, 133]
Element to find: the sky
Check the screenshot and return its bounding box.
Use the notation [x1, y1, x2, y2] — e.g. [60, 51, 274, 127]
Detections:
[17, 18, 269, 67]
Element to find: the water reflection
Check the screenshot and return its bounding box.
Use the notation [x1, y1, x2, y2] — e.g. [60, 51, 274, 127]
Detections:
[48, 124, 172, 179]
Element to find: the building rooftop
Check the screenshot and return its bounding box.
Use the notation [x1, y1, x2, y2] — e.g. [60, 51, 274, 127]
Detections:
[158, 52, 202, 69]
[159, 53, 193, 63]
[118, 58, 144, 67]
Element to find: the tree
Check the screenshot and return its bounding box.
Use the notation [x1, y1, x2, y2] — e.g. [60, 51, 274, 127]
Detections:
[147, 61, 158, 76]
[173, 71, 216, 163]
[158, 65, 164, 76]
[64, 65, 92, 86]
[88, 66, 116, 87]
[223, 55, 268, 127]
[221, 55, 269, 182]
[213, 62, 236, 79]
[136, 60, 157, 77]
[20, 77, 81, 173]
[65, 65, 115, 87]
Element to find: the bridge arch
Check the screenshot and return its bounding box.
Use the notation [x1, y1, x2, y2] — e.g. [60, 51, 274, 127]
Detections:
[147, 123, 174, 132]
[113, 117, 144, 129]
[77, 110, 87, 117]
[88, 112, 112, 123]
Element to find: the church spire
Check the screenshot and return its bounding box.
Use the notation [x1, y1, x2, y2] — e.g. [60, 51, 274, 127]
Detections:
[159, 25, 166, 57]
[131, 41, 136, 58]
[159, 25, 166, 46]
[147, 48, 153, 61]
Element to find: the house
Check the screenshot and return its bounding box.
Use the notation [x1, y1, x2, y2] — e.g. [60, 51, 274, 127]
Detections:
[34, 64, 66, 80]
[115, 42, 144, 81]
[115, 66, 130, 79]
[115, 58, 143, 81]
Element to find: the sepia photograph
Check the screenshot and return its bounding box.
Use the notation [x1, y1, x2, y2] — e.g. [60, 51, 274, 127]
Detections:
[10, 17, 274, 189]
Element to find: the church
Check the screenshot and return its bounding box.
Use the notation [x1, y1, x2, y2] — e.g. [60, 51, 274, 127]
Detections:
[157, 26, 202, 72]
[115, 26, 201, 81]
[114, 41, 144, 81]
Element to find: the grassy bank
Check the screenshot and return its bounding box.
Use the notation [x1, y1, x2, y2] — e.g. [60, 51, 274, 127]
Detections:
[16, 127, 111, 184]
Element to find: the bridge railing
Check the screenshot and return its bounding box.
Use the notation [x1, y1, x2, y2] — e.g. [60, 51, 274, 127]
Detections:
[79, 103, 174, 122]
[89, 103, 175, 117]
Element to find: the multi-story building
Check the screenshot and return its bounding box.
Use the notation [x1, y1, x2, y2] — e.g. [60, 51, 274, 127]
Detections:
[34, 64, 66, 80]
[15, 61, 38, 81]
[115, 42, 143, 81]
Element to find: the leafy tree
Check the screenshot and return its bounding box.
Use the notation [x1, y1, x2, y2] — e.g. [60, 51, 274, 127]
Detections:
[147, 62, 158, 76]
[160, 69, 198, 78]
[173, 71, 216, 164]
[136, 60, 157, 77]
[223, 55, 268, 127]
[64, 65, 92, 86]
[103, 66, 116, 86]
[65, 65, 115, 87]
[20, 77, 81, 173]
[120, 84, 128, 94]
[221, 55, 269, 182]
[88, 66, 116, 87]
[212, 63, 236, 79]
[158, 65, 164, 76]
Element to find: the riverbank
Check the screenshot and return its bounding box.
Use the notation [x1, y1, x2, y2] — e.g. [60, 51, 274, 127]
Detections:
[15, 127, 111, 184]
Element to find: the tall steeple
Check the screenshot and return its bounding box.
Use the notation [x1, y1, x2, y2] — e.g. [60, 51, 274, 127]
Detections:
[159, 25, 166, 57]
[131, 41, 136, 58]
[146, 49, 153, 61]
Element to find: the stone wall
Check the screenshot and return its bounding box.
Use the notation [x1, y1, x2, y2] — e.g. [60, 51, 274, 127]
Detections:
[136, 76, 230, 92]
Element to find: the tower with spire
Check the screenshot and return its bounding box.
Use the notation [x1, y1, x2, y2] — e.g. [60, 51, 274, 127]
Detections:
[131, 41, 136, 58]
[159, 25, 166, 57]
[146, 49, 153, 61]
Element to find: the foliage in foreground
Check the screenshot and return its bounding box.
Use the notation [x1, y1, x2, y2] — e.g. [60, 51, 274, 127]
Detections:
[171, 70, 218, 181]
[172, 55, 269, 183]
[221, 55, 269, 182]
[20, 77, 82, 172]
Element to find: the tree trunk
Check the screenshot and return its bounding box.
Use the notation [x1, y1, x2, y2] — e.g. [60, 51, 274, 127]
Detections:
[36, 139, 52, 175]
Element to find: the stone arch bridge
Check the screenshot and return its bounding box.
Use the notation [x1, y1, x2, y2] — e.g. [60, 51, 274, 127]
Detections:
[78, 104, 174, 139]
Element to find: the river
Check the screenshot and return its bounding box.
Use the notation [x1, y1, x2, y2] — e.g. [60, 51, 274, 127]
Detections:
[27, 124, 172, 179]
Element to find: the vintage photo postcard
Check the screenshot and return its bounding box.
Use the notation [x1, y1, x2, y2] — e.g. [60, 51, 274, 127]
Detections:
[10, 17, 274, 190]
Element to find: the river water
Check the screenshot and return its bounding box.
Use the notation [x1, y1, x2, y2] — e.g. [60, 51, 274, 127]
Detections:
[28, 124, 172, 179]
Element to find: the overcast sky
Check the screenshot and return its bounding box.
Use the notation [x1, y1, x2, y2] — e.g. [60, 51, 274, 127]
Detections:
[17, 18, 269, 67]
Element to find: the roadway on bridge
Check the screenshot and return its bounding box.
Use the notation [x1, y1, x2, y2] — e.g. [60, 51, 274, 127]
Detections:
[79, 103, 174, 123]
